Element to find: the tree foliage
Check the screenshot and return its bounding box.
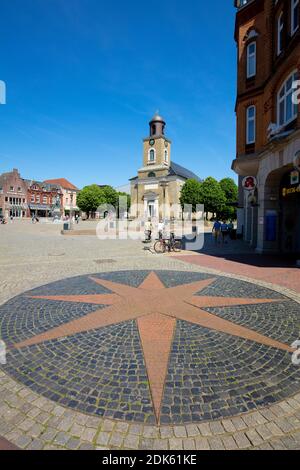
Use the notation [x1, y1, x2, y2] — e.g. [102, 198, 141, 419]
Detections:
[179, 179, 202, 213]
[180, 177, 238, 221]
[199, 177, 226, 219]
[77, 184, 103, 217]
[218, 178, 238, 220]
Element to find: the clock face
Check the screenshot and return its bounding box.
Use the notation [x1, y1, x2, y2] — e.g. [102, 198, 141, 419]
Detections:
[149, 139, 155, 146]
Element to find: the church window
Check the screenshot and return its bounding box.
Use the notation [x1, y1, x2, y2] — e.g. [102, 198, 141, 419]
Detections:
[149, 149, 156, 162]
[164, 150, 168, 162]
[148, 172, 156, 178]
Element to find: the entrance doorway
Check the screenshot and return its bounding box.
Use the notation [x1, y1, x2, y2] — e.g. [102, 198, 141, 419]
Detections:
[147, 200, 155, 218]
[280, 171, 300, 255]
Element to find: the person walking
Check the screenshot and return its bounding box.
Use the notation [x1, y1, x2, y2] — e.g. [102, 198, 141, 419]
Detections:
[221, 221, 229, 244]
[212, 220, 221, 244]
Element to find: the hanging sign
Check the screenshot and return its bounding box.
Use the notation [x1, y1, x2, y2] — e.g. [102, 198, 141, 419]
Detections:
[242, 176, 257, 191]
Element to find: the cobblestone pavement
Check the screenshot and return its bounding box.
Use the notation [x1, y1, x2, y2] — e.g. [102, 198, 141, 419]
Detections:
[0, 222, 300, 450]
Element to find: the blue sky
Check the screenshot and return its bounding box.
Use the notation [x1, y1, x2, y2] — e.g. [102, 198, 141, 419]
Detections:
[0, 0, 237, 188]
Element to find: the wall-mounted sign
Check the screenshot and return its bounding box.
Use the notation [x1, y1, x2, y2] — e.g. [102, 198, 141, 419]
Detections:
[242, 176, 257, 191]
[282, 185, 300, 197]
[291, 170, 299, 185]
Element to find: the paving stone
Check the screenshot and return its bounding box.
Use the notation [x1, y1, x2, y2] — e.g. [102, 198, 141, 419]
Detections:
[115, 422, 129, 434]
[54, 432, 71, 446]
[79, 442, 95, 450]
[265, 422, 284, 437]
[109, 432, 124, 448]
[81, 427, 97, 442]
[245, 429, 264, 446]
[169, 438, 183, 450]
[153, 439, 169, 450]
[97, 431, 110, 446]
[139, 438, 154, 450]
[124, 434, 140, 449]
[209, 421, 224, 435]
[143, 426, 159, 438]
[195, 437, 210, 450]
[183, 438, 196, 450]
[27, 439, 44, 450]
[101, 419, 115, 432]
[15, 435, 32, 449]
[186, 424, 200, 437]
[66, 438, 81, 450]
[160, 427, 174, 439]
[222, 435, 238, 450]
[256, 424, 273, 441]
[208, 437, 225, 450]
[173, 426, 187, 438]
[233, 432, 252, 449]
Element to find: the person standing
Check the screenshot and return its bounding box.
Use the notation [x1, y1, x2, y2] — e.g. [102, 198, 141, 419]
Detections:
[212, 220, 221, 244]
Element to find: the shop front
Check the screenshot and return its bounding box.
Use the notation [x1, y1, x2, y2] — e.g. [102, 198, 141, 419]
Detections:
[280, 170, 300, 255]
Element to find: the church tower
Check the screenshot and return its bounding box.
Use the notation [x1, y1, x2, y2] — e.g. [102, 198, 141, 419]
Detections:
[142, 114, 171, 170]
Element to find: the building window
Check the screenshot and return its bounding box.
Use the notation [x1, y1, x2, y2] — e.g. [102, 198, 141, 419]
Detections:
[31, 195, 35, 203]
[43, 196, 47, 204]
[246, 42, 256, 78]
[148, 172, 156, 178]
[291, 0, 299, 35]
[148, 148, 156, 162]
[9, 186, 14, 192]
[277, 12, 284, 55]
[164, 150, 168, 162]
[246, 105, 256, 144]
[277, 70, 299, 126]
[36, 196, 40, 203]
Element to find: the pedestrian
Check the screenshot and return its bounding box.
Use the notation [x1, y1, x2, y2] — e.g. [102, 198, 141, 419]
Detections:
[158, 220, 165, 240]
[145, 218, 153, 242]
[221, 221, 229, 244]
[212, 219, 221, 244]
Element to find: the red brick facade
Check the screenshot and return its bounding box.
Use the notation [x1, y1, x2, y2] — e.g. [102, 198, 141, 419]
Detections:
[0, 169, 28, 218]
[233, 0, 300, 254]
[235, 0, 300, 158]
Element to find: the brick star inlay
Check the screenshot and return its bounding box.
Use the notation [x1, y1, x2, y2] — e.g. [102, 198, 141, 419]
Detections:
[13, 272, 294, 423]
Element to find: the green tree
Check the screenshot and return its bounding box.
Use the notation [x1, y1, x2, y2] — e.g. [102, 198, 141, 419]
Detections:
[180, 179, 202, 213]
[199, 177, 226, 220]
[98, 186, 118, 207]
[77, 184, 103, 218]
[116, 192, 131, 216]
[219, 178, 238, 220]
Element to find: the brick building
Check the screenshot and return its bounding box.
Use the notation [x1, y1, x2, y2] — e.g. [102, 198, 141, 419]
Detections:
[44, 178, 79, 217]
[26, 180, 63, 218]
[232, 0, 300, 254]
[0, 169, 28, 218]
[130, 114, 200, 220]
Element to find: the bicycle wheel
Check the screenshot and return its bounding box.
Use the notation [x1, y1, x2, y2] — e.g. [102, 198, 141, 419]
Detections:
[154, 240, 166, 254]
[173, 240, 182, 252]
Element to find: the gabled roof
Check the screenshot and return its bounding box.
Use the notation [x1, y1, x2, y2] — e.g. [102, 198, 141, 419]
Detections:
[44, 178, 78, 190]
[169, 162, 201, 181]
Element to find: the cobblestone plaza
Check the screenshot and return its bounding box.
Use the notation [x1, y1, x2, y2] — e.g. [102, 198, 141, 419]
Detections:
[0, 221, 300, 450]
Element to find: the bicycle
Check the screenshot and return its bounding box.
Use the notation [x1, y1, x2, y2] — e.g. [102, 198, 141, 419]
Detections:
[154, 233, 182, 254]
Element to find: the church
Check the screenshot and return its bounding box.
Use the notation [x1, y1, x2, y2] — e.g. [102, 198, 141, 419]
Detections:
[130, 114, 200, 220]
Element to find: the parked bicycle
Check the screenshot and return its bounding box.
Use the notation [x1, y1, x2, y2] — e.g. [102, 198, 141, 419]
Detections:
[154, 232, 182, 254]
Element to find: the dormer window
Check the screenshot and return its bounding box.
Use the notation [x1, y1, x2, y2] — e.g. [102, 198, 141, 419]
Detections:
[247, 42, 256, 78]
[291, 0, 299, 35]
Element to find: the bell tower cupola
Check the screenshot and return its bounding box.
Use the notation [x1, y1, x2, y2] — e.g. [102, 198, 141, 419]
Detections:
[149, 113, 166, 137]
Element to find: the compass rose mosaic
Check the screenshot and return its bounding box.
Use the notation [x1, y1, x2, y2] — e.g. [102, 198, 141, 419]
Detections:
[1, 270, 300, 425]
